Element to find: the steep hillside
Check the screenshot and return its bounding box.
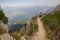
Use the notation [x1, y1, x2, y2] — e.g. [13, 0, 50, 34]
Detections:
[0, 7, 16, 40]
[19, 15, 48, 40]
[41, 4, 60, 40]
[0, 33, 15, 40]
[52, 4, 60, 12]
[19, 4, 60, 40]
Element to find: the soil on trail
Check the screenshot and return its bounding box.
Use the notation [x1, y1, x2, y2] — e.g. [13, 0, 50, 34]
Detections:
[31, 17, 47, 40]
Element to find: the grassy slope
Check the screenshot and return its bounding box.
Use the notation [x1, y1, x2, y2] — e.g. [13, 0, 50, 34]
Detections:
[42, 12, 60, 30]
[42, 12, 60, 39]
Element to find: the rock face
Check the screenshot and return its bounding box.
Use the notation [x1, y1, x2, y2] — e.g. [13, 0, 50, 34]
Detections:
[20, 16, 38, 36]
[0, 21, 9, 33]
[20, 16, 48, 40]
[20, 19, 33, 35]
[0, 33, 16, 40]
[0, 21, 16, 40]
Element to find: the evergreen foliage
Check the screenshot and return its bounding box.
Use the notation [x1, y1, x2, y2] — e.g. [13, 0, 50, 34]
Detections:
[0, 7, 8, 24]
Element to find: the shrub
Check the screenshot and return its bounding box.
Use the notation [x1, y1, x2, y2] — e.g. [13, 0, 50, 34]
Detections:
[10, 30, 21, 40]
[0, 8, 8, 24]
[42, 12, 60, 40]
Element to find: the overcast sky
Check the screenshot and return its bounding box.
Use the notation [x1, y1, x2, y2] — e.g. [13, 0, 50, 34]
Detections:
[0, 0, 60, 8]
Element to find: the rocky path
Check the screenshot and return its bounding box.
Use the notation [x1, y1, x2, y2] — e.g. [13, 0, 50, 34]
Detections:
[31, 17, 47, 40]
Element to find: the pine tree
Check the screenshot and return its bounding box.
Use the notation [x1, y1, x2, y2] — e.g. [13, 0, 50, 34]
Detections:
[0, 7, 8, 24]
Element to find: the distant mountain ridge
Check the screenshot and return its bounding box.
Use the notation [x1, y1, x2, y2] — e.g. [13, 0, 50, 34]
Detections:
[3, 6, 55, 19]
[3, 6, 55, 24]
[9, 24, 24, 32]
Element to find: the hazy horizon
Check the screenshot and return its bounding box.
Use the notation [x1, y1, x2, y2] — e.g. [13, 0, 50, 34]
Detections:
[0, 0, 60, 21]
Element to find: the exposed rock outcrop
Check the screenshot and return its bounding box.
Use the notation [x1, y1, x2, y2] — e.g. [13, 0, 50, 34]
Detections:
[20, 18, 33, 36]
[0, 21, 16, 40]
[0, 33, 16, 40]
[0, 21, 9, 34]
[20, 16, 38, 36]
[20, 15, 48, 40]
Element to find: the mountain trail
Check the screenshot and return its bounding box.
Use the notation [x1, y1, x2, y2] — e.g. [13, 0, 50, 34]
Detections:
[31, 17, 47, 40]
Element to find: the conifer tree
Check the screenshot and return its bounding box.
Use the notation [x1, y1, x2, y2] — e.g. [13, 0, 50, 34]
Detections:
[0, 7, 8, 24]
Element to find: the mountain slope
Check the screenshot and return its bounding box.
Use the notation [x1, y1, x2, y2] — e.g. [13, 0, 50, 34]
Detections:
[41, 4, 60, 40]
[52, 4, 60, 12]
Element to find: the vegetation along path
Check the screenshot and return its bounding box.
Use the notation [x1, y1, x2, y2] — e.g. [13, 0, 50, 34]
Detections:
[31, 17, 47, 40]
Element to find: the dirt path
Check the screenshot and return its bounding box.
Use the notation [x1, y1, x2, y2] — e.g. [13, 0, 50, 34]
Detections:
[31, 17, 47, 40]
